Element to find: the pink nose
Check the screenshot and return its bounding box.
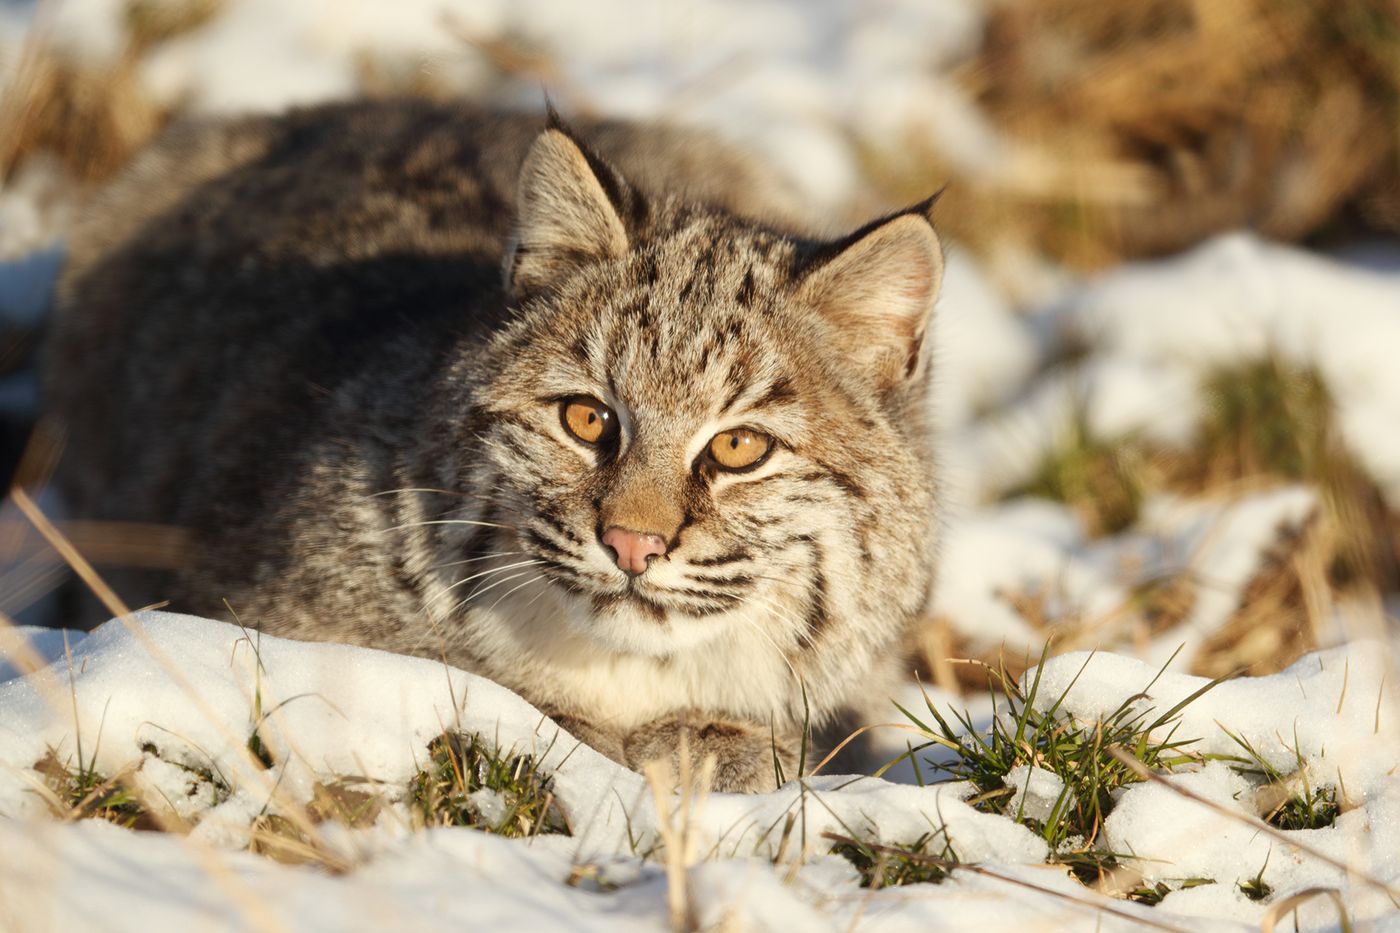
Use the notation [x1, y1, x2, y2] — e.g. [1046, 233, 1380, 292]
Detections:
[601, 527, 668, 575]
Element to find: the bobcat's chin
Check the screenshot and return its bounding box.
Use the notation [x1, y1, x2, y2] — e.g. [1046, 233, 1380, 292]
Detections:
[550, 585, 745, 657]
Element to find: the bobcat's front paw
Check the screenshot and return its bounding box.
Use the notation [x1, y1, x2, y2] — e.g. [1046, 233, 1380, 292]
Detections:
[623, 714, 798, 793]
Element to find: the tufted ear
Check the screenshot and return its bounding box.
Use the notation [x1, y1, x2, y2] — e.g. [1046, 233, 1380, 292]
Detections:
[797, 204, 944, 392]
[506, 122, 630, 297]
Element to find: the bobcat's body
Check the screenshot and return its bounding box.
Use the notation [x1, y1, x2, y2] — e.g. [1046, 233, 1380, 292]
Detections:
[47, 101, 944, 790]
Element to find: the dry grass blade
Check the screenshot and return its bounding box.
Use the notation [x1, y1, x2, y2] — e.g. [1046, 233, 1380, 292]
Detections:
[643, 735, 716, 933]
[7, 488, 347, 903]
[820, 833, 1193, 933]
[1260, 887, 1353, 933]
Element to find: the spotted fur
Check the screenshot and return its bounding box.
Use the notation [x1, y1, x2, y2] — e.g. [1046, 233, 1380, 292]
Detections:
[46, 100, 943, 791]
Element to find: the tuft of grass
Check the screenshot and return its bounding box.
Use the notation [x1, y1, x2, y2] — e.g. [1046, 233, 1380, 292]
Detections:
[307, 779, 384, 829]
[0, 0, 223, 185]
[1125, 877, 1214, 906]
[828, 829, 956, 888]
[1238, 851, 1274, 902]
[889, 646, 1221, 884]
[1016, 414, 1149, 536]
[864, 0, 1400, 269]
[1220, 726, 1340, 832]
[1183, 357, 1397, 593]
[34, 750, 154, 829]
[1196, 360, 1332, 482]
[408, 732, 569, 838]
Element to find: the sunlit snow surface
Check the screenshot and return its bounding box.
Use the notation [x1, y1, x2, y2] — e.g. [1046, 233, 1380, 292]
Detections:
[3, 613, 1397, 931]
[3, 0, 1400, 929]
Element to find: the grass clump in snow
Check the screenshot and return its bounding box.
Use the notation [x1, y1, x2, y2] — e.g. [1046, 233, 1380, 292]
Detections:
[828, 829, 956, 888]
[1238, 853, 1274, 902]
[892, 648, 1219, 885]
[1183, 357, 1396, 593]
[1016, 414, 1148, 536]
[1125, 877, 1214, 906]
[823, 829, 957, 885]
[34, 750, 155, 829]
[1221, 726, 1340, 832]
[408, 732, 569, 838]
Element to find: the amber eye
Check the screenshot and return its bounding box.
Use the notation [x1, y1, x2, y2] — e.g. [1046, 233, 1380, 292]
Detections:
[561, 396, 617, 445]
[707, 428, 773, 472]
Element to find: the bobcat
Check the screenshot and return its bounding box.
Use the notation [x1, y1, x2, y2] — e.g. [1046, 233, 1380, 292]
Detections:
[45, 100, 944, 791]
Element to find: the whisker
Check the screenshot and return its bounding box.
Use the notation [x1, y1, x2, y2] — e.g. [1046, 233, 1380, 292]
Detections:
[487, 574, 548, 613]
[439, 559, 544, 596]
[378, 518, 516, 534]
[364, 487, 468, 499]
[427, 550, 527, 572]
[449, 568, 544, 615]
[521, 581, 555, 613]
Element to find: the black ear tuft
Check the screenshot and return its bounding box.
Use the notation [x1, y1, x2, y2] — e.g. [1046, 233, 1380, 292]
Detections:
[544, 95, 568, 134]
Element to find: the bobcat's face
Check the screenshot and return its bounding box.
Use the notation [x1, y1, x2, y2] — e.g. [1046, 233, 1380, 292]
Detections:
[448, 125, 943, 661]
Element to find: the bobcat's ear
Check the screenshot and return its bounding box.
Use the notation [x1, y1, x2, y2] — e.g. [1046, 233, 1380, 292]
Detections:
[507, 126, 630, 297]
[797, 204, 944, 392]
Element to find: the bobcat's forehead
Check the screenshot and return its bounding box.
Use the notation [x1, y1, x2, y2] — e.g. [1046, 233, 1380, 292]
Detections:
[506, 215, 815, 422]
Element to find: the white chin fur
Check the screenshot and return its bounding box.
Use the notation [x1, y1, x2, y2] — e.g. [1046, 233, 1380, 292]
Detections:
[561, 595, 731, 657]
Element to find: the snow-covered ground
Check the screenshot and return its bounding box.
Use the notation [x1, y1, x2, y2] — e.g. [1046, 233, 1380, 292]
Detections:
[3, 613, 1398, 931]
[3, 0, 1400, 929]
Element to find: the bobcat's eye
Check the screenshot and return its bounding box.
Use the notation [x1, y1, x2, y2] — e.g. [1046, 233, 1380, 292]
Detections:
[707, 428, 773, 472]
[561, 396, 617, 445]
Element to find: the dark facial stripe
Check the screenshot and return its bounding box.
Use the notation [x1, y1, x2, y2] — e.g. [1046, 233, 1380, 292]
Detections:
[524, 525, 576, 561]
[812, 460, 867, 500]
[683, 572, 753, 588]
[796, 536, 830, 650]
[690, 549, 749, 567]
[533, 506, 584, 545]
[755, 376, 794, 407]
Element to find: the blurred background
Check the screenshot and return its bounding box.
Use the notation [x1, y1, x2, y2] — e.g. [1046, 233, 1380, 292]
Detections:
[1, 0, 1398, 692]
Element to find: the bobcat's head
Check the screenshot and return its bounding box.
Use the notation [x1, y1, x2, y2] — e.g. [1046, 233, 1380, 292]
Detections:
[445, 117, 943, 678]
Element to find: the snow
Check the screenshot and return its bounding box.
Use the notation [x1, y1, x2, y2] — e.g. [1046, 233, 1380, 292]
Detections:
[1004, 765, 1069, 825]
[1057, 234, 1400, 507]
[932, 499, 1127, 654]
[0, 613, 1395, 931]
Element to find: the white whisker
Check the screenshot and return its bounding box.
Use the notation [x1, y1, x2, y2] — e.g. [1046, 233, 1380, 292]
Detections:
[379, 518, 515, 534]
[439, 559, 544, 595]
[735, 593, 806, 689]
[427, 550, 527, 571]
[487, 574, 549, 613]
[449, 568, 543, 615]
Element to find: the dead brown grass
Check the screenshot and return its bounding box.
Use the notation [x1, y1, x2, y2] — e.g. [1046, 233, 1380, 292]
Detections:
[885, 0, 1400, 269]
[0, 0, 222, 186]
[1191, 511, 1330, 679]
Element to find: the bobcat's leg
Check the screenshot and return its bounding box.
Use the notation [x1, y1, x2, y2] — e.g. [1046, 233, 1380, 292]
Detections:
[543, 711, 627, 765]
[624, 713, 798, 793]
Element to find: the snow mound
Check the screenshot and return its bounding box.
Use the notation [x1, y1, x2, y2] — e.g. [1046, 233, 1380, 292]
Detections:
[1, 613, 1396, 930]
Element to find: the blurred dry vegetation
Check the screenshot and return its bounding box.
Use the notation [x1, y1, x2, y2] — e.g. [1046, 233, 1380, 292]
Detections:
[904, 0, 1400, 268]
[4, 0, 1399, 253]
[1, 0, 1399, 687]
